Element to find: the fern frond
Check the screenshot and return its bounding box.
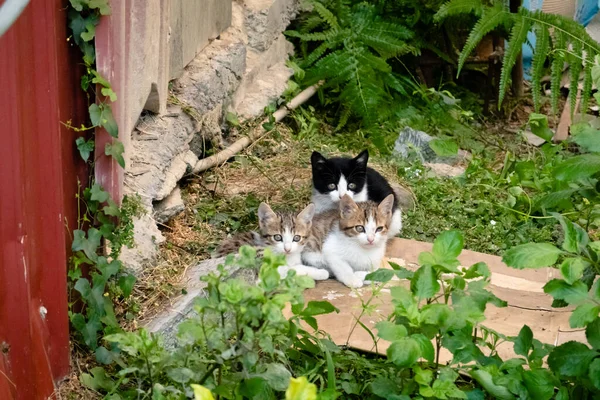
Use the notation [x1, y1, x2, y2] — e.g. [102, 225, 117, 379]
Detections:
[435, 0, 485, 22]
[568, 40, 583, 116]
[305, 49, 358, 86]
[580, 54, 593, 114]
[302, 42, 332, 68]
[498, 15, 532, 105]
[359, 22, 413, 58]
[353, 47, 391, 73]
[457, 4, 511, 75]
[550, 31, 566, 114]
[336, 106, 352, 130]
[339, 69, 390, 125]
[300, 14, 326, 33]
[285, 30, 332, 42]
[312, 1, 340, 30]
[531, 23, 550, 112]
[521, 10, 600, 55]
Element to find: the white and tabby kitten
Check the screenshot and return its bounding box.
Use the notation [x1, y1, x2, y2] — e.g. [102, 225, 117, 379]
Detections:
[216, 203, 329, 281]
[310, 149, 402, 238]
[302, 194, 394, 288]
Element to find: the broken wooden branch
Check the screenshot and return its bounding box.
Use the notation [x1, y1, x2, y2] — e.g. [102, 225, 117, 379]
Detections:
[188, 81, 323, 175]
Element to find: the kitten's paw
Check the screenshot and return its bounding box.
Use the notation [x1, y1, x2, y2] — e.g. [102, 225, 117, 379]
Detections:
[341, 275, 364, 288]
[312, 269, 330, 280]
[354, 271, 371, 285]
[277, 265, 290, 279]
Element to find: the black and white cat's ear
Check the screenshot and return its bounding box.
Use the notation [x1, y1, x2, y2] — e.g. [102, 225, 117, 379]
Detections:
[258, 202, 277, 227]
[311, 151, 327, 168]
[353, 149, 369, 167]
[378, 194, 395, 216]
[339, 194, 359, 218]
[297, 203, 316, 225]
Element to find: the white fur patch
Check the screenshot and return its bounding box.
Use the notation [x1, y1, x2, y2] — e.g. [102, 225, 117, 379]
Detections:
[388, 208, 402, 238]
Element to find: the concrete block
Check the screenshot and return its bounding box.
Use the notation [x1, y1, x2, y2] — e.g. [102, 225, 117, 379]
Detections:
[126, 107, 196, 204]
[169, 0, 233, 80]
[154, 187, 185, 224]
[233, 61, 293, 118]
[173, 39, 247, 115]
[241, 0, 300, 51]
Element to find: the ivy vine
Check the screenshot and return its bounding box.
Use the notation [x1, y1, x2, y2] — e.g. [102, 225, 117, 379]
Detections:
[66, 0, 142, 360]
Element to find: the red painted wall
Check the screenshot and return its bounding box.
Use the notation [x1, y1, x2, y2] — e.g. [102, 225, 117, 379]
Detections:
[0, 0, 88, 397]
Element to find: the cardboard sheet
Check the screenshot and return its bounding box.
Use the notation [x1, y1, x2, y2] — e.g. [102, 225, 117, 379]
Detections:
[284, 238, 586, 362]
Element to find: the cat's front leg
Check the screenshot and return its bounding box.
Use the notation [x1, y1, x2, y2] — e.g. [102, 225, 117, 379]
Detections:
[290, 265, 329, 280]
[325, 255, 364, 288]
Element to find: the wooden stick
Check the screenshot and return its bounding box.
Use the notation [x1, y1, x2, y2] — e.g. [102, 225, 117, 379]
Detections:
[188, 82, 323, 175]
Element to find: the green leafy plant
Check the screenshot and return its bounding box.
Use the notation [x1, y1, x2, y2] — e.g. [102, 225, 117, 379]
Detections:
[65, 0, 140, 355]
[75, 228, 600, 399]
[68, 187, 143, 353]
[80, 247, 336, 398]
[287, 0, 418, 126]
[436, 0, 600, 113]
[503, 215, 600, 396]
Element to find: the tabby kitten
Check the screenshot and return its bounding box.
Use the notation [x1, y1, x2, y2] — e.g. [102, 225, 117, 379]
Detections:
[302, 194, 394, 288]
[310, 149, 402, 238]
[216, 202, 329, 280]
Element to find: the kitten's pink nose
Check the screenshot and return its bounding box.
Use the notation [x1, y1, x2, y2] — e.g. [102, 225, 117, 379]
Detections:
[367, 236, 375, 244]
[284, 245, 292, 253]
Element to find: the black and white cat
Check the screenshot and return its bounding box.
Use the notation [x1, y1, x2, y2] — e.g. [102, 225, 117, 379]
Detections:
[310, 149, 402, 238]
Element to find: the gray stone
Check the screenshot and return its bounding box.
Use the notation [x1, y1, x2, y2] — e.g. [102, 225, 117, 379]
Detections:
[144, 257, 259, 347]
[119, 211, 166, 273]
[154, 187, 185, 224]
[523, 130, 546, 147]
[393, 127, 469, 165]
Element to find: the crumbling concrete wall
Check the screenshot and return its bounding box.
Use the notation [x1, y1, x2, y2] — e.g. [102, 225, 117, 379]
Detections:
[119, 0, 300, 271]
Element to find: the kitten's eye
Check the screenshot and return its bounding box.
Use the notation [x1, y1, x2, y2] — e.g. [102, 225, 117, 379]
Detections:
[293, 235, 301, 242]
[355, 225, 365, 233]
[273, 234, 283, 242]
[348, 183, 356, 190]
[376, 227, 384, 232]
[327, 183, 336, 190]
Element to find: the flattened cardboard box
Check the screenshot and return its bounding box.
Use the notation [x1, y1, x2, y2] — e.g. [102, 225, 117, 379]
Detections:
[283, 238, 586, 362]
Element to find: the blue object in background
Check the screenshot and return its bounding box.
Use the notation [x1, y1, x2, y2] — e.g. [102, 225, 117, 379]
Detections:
[521, 0, 599, 80]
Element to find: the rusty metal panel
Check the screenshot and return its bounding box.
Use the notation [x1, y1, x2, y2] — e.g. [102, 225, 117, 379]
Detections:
[0, 0, 86, 397]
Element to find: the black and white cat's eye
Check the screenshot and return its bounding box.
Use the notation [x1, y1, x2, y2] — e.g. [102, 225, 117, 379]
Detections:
[327, 183, 336, 190]
[376, 227, 384, 232]
[348, 183, 356, 190]
[293, 235, 301, 242]
[273, 234, 283, 241]
[355, 225, 365, 233]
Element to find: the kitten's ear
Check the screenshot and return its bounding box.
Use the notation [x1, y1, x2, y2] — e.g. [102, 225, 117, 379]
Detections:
[378, 194, 395, 216]
[353, 149, 369, 167]
[311, 151, 327, 168]
[258, 203, 277, 227]
[339, 194, 359, 219]
[297, 203, 316, 225]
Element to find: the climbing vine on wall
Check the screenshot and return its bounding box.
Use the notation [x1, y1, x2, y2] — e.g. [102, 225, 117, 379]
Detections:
[66, 0, 142, 358]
